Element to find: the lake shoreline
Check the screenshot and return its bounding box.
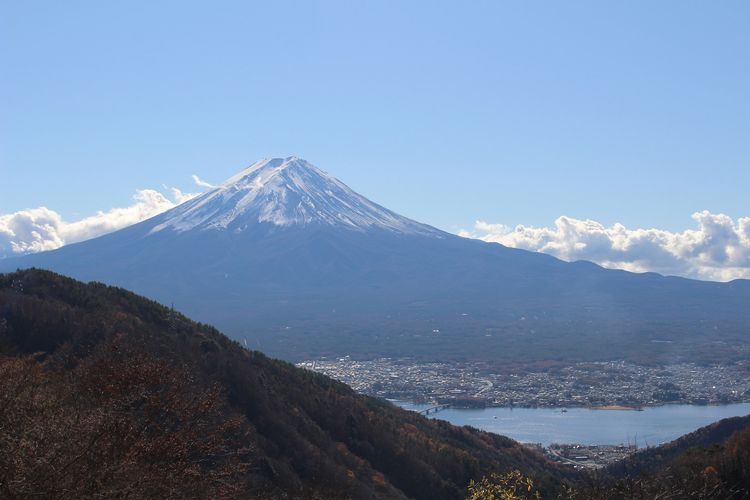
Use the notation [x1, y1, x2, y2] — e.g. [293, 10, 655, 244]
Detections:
[392, 399, 750, 411]
[590, 405, 643, 411]
[392, 400, 750, 447]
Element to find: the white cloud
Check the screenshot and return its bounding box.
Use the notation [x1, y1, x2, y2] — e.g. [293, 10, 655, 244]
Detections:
[0, 187, 200, 258]
[192, 174, 218, 189]
[0, 207, 65, 255]
[460, 211, 750, 282]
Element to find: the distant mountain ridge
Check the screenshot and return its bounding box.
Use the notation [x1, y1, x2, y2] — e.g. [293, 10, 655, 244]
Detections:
[2, 158, 749, 365]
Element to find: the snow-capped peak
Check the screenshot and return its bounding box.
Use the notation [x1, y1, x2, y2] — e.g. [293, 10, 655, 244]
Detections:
[149, 157, 443, 236]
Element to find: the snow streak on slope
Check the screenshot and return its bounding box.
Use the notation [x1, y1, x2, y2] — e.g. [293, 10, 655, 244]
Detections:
[151, 157, 443, 236]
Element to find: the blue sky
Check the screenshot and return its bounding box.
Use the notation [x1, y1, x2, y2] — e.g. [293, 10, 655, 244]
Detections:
[2, 1, 749, 279]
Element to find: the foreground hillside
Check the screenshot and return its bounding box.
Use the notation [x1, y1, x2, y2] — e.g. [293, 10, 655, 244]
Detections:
[570, 416, 750, 499]
[468, 415, 750, 499]
[3, 269, 749, 498]
[0, 269, 568, 499]
[608, 414, 750, 478]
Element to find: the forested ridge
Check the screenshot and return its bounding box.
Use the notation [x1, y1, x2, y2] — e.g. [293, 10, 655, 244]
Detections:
[0, 269, 568, 499]
[584, 415, 750, 498]
[2, 269, 749, 499]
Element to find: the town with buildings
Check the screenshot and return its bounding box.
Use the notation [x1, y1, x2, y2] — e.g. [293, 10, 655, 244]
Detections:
[541, 443, 638, 469]
[297, 358, 750, 409]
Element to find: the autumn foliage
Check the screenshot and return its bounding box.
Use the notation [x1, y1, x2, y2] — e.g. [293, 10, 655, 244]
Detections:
[4, 269, 746, 499]
[0, 269, 567, 499]
[0, 349, 253, 499]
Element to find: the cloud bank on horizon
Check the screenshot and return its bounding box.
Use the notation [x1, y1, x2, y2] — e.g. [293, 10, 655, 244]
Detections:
[460, 211, 750, 282]
[0, 187, 198, 258]
[2, 184, 749, 282]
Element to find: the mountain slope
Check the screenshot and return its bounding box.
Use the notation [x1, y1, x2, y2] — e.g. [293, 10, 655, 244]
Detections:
[567, 414, 750, 498]
[150, 157, 442, 235]
[0, 269, 570, 499]
[2, 158, 750, 365]
[607, 414, 750, 478]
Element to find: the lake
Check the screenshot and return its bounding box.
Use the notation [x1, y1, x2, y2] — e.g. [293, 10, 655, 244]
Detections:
[394, 401, 750, 447]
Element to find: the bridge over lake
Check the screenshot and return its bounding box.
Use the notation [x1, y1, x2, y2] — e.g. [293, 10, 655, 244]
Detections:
[418, 404, 450, 416]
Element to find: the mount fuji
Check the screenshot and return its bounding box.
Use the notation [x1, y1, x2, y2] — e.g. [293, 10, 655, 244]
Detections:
[150, 157, 441, 236]
[3, 157, 749, 365]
